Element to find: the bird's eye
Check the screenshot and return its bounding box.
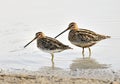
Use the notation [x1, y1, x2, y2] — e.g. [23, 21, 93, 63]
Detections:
[70, 24, 74, 27]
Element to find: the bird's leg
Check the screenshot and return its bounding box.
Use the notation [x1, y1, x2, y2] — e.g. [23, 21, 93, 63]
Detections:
[82, 48, 85, 59]
[51, 53, 54, 69]
[51, 53, 54, 62]
[52, 60, 55, 70]
[88, 47, 91, 58]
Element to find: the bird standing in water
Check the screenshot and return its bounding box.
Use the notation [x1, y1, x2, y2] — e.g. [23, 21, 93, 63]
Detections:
[55, 22, 110, 58]
[24, 32, 72, 62]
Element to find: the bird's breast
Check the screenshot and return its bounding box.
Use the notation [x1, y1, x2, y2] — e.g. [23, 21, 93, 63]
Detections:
[68, 30, 77, 42]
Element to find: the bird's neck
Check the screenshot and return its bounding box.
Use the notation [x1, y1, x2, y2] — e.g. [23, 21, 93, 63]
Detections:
[72, 27, 79, 31]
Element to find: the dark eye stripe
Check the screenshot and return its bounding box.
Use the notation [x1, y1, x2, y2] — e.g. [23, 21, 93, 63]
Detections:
[70, 24, 73, 27]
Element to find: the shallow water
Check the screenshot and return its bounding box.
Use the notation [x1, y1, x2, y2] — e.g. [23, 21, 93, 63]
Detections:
[0, 24, 120, 71]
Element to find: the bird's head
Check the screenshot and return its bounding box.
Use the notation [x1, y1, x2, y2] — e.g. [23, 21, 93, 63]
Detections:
[55, 22, 78, 38]
[24, 32, 45, 48]
[36, 32, 46, 38]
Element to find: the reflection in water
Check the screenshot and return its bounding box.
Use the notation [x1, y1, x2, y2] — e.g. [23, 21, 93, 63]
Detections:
[70, 57, 110, 70]
[51, 60, 55, 69]
[40, 60, 62, 71]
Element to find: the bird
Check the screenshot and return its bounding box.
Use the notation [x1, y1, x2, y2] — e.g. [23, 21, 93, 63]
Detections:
[24, 32, 72, 62]
[55, 22, 110, 58]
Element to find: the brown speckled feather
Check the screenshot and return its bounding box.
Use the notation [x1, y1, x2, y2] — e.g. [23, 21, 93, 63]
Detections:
[69, 28, 110, 43]
[37, 36, 71, 50]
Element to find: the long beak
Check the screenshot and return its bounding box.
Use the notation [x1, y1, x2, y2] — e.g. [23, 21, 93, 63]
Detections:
[54, 28, 69, 38]
[24, 36, 37, 48]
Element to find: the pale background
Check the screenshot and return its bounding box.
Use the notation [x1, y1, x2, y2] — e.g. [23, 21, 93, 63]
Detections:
[0, 0, 120, 70]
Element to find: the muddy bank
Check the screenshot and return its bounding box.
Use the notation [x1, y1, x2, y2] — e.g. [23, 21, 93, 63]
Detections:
[0, 68, 120, 84]
[0, 74, 112, 84]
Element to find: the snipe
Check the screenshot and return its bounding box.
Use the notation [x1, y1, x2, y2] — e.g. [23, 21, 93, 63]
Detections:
[55, 22, 110, 58]
[24, 32, 72, 62]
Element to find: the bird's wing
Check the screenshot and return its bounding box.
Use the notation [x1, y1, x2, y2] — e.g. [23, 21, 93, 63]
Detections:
[80, 28, 110, 40]
[76, 29, 99, 42]
[80, 28, 96, 34]
[41, 37, 70, 50]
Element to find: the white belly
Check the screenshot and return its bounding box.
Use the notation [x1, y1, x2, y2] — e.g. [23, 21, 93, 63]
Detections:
[38, 47, 63, 53]
[71, 41, 97, 48]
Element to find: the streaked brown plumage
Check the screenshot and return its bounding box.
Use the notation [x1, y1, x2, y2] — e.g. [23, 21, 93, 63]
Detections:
[55, 22, 110, 58]
[24, 32, 72, 62]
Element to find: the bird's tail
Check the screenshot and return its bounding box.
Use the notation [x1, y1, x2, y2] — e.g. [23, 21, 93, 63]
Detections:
[99, 35, 111, 40]
[65, 45, 73, 49]
[105, 35, 111, 39]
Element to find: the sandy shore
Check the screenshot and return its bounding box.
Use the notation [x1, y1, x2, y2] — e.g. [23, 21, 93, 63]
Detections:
[0, 74, 112, 84]
[0, 67, 120, 84]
